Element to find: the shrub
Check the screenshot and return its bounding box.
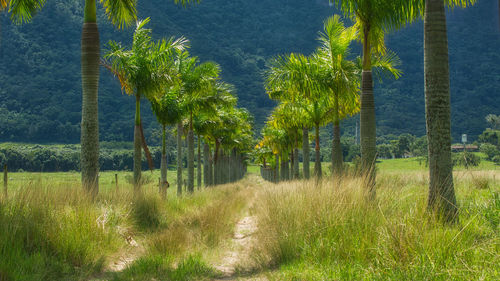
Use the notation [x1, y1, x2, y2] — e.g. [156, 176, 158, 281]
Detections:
[480, 143, 499, 160]
[452, 152, 480, 167]
[492, 155, 500, 165]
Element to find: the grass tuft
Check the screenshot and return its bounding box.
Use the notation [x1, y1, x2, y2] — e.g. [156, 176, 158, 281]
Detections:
[132, 193, 162, 231]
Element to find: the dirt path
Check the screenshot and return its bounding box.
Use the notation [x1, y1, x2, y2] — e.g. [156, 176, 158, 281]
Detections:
[106, 231, 145, 272]
[213, 214, 258, 278]
[212, 176, 266, 280]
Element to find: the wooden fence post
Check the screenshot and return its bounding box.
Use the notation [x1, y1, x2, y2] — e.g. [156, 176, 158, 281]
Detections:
[115, 173, 118, 191]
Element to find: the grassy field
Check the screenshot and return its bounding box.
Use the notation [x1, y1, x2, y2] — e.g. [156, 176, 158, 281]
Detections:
[0, 158, 498, 280]
[0, 171, 255, 280]
[253, 171, 500, 280]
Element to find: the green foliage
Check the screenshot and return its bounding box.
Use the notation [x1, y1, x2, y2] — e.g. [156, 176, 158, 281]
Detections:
[452, 151, 481, 167]
[113, 254, 218, 281]
[377, 143, 392, 159]
[1, 0, 497, 142]
[483, 191, 500, 231]
[478, 129, 500, 147]
[0, 143, 176, 172]
[485, 114, 500, 130]
[493, 155, 500, 165]
[480, 143, 499, 161]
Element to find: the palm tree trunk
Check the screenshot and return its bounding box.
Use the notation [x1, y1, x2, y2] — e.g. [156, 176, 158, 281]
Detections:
[197, 136, 202, 189]
[81, 0, 99, 197]
[176, 121, 183, 196]
[361, 26, 376, 194]
[187, 113, 194, 193]
[274, 153, 279, 183]
[424, 0, 458, 222]
[160, 124, 167, 198]
[286, 151, 291, 180]
[314, 124, 322, 179]
[302, 127, 310, 179]
[332, 95, 343, 178]
[280, 152, 286, 181]
[293, 147, 300, 179]
[214, 140, 220, 185]
[133, 94, 142, 190]
[203, 142, 210, 186]
[208, 147, 213, 185]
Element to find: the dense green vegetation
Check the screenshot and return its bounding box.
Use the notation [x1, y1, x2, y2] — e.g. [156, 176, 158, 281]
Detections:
[1, 0, 498, 143]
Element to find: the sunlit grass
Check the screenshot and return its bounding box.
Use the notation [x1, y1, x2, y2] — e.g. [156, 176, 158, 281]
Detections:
[253, 172, 500, 280]
[0, 173, 253, 280]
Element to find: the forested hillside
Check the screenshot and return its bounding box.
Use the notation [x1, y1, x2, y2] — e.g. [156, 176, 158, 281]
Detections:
[0, 0, 498, 143]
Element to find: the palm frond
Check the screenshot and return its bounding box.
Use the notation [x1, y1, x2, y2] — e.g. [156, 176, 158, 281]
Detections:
[100, 0, 137, 29]
[8, 0, 46, 24]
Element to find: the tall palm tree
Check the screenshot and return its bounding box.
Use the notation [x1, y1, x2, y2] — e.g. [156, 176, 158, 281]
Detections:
[4, 0, 137, 195]
[151, 89, 182, 198]
[81, 0, 137, 195]
[176, 52, 220, 193]
[266, 53, 326, 179]
[104, 18, 187, 190]
[405, 0, 475, 221]
[315, 15, 360, 178]
[330, 0, 411, 190]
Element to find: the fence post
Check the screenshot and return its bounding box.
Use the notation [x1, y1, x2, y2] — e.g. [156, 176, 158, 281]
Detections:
[3, 164, 7, 199]
[115, 173, 118, 191]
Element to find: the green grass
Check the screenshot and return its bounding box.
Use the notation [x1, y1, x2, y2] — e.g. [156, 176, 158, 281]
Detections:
[252, 172, 500, 280]
[1, 159, 498, 280]
[0, 171, 253, 280]
[112, 254, 219, 281]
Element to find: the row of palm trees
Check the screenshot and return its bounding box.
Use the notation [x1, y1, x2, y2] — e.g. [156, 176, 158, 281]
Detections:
[257, 0, 476, 222]
[257, 15, 398, 183]
[2, 0, 200, 196]
[3, 0, 252, 197]
[104, 19, 253, 196]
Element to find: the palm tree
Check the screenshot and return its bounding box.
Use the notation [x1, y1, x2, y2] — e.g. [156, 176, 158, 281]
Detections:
[176, 52, 220, 193]
[266, 53, 326, 179]
[1, 0, 45, 23]
[104, 18, 187, 190]
[5, 0, 137, 195]
[314, 15, 360, 178]
[81, 0, 139, 196]
[330, 0, 412, 190]
[418, 0, 474, 221]
[151, 89, 182, 198]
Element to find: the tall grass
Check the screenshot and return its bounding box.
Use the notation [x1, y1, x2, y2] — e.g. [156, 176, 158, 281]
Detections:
[0, 176, 253, 280]
[253, 174, 500, 280]
[0, 185, 122, 280]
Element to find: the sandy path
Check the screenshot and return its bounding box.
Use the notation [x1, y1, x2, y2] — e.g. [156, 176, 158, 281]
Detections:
[213, 176, 267, 280]
[214, 214, 258, 278]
